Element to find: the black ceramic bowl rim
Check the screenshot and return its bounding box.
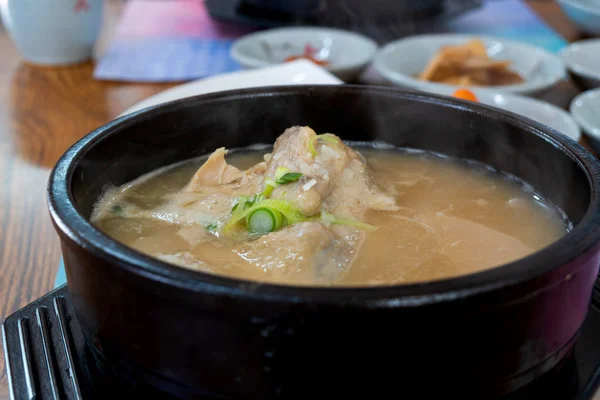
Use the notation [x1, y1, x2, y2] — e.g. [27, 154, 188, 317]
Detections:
[48, 85, 600, 307]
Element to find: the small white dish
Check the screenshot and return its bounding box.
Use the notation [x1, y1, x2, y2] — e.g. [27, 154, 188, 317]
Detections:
[559, 39, 600, 89]
[230, 27, 378, 82]
[427, 87, 581, 142]
[373, 34, 567, 96]
[570, 88, 600, 143]
[120, 59, 343, 116]
[557, 0, 600, 37]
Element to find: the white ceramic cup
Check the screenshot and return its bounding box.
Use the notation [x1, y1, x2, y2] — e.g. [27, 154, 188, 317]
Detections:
[0, 0, 103, 66]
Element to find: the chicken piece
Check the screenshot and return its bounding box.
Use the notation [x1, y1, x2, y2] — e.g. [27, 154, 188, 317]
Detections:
[185, 148, 266, 191]
[230, 222, 357, 284]
[131, 146, 265, 228]
[324, 158, 398, 218]
[264, 126, 397, 217]
[263, 126, 319, 180]
[128, 190, 247, 230]
[116, 184, 254, 233]
[186, 147, 243, 188]
[262, 126, 334, 215]
[246, 161, 268, 176]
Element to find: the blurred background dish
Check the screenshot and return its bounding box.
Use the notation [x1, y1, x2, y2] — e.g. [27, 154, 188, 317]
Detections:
[231, 26, 377, 81]
[423, 86, 581, 141]
[416, 38, 525, 87]
[560, 39, 600, 89]
[557, 0, 600, 37]
[206, 0, 482, 43]
[570, 88, 600, 151]
[373, 34, 567, 96]
[120, 59, 342, 116]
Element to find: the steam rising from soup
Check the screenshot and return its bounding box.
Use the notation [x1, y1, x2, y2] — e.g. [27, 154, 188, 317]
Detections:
[92, 126, 568, 286]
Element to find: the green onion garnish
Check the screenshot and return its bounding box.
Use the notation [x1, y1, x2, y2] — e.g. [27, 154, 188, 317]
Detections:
[205, 222, 219, 232]
[276, 172, 302, 185]
[307, 133, 342, 157]
[307, 137, 317, 157]
[319, 133, 341, 144]
[274, 167, 290, 181]
[247, 208, 284, 234]
[223, 153, 377, 235]
[110, 204, 123, 216]
[320, 211, 378, 231]
[274, 167, 302, 185]
[262, 178, 277, 198]
[223, 199, 307, 234]
[231, 196, 250, 213]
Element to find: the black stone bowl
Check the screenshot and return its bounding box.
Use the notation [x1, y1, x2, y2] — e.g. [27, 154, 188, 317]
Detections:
[47, 85, 600, 399]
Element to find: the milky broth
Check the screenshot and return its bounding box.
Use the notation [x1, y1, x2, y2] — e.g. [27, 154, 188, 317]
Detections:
[92, 147, 568, 286]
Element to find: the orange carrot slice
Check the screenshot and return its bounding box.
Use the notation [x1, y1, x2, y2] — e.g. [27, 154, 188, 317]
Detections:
[452, 88, 478, 102]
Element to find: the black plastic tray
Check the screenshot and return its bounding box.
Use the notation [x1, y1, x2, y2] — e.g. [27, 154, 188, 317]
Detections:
[3, 285, 600, 399]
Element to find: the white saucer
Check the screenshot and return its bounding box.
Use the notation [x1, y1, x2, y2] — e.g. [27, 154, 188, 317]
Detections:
[230, 27, 378, 82]
[120, 59, 343, 117]
[570, 88, 600, 142]
[373, 34, 567, 96]
[421, 87, 581, 142]
[560, 39, 600, 89]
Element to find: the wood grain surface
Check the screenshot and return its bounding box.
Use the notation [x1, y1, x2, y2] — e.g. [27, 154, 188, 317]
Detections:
[0, 2, 176, 398]
[0, 1, 591, 399]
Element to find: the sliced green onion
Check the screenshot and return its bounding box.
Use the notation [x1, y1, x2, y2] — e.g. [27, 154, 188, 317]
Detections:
[276, 172, 302, 184]
[247, 208, 283, 234]
[254, 194, 264, 204]
[307, 133, 342, 157]
[318, 133, 341, 145]
[231, 196, 250, 213]
[262, 178, 277, 198]
[110, 204, 123, 216]
[262, 186, 274, 198]
[259, 199, 307, 224]
[274, 166, 290, 181]
[320, 211, 378, 231]
[228, 169, 303, 234]
[205, 222, 219, 232]
[265, 178, 277, 187]
[307, 136, 318, 157]
[223, 199, 307, 234]
[274, 167, 302, 185]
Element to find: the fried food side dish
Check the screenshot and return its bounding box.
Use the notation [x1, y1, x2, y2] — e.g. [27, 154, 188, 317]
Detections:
[419, 39, 524, 87]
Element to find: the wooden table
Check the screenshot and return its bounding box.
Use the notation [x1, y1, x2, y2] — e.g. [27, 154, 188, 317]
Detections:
[0, 1, 591, 399]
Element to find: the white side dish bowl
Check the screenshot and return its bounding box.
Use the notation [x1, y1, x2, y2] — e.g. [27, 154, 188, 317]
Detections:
[231, 27, 378, 82]
[373, 34, 567, 96]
